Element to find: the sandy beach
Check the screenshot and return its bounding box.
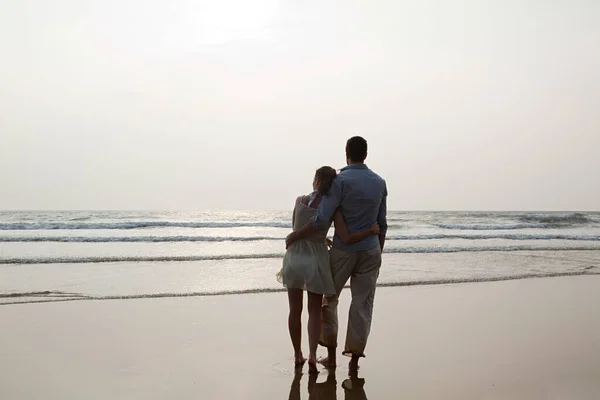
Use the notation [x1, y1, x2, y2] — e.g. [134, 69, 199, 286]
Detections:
[1, 275, 599, 399]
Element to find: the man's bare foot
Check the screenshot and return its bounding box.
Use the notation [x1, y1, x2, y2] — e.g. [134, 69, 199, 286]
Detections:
[294, 354, 307, 366]
[318, 347, 337, 368]
[317, 357, 337, 368]
[348, 356, 360, 373]
[308, 358, 319, 374]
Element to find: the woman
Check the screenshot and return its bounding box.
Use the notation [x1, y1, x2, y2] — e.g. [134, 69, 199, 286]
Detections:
[277, 166, 379, 374]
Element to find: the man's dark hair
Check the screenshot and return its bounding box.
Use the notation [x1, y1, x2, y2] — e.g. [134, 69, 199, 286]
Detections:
[346, 136, 368, 162]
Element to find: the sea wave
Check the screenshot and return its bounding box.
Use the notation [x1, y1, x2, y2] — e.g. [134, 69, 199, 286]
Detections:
[389, 245, 600, 253]
[0, 235, 282, 243]
[0, 212, 595, 232]
[437, 212, 594, 230]
[1, 233, 600, 243]
[388, 233, 600, 241]
[436, 223, 538, 230]
[517, 212, 591, 226]
[2, 269, 599, 305]
[0, 254, 285, 265]
[0, 221, 292, 230]
[3, 245, 600, 265]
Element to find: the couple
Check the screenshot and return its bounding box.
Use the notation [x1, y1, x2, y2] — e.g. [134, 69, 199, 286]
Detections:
[278, 136, 388, 374]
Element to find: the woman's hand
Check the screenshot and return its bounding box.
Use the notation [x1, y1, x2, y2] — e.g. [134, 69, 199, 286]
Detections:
[326, 238, 333, 248]
[370, 223, 380, 236]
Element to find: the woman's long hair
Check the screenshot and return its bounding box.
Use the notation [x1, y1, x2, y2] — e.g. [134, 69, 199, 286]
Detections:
[315, 166, 337, 195]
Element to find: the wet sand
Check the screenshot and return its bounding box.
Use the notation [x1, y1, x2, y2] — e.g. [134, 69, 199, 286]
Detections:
[1, 275, 599, 399]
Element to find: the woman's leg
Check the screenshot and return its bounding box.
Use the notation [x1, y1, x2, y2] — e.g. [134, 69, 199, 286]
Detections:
[307, 291, 324, 373]
[287, 289, 305, 365]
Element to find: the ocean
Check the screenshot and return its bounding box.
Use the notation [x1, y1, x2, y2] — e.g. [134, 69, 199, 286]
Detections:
[1, 211, 599, 305]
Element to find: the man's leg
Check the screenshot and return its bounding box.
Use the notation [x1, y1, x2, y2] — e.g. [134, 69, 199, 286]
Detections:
[319, 247, 356, 367]
[343, 247, 382, 371]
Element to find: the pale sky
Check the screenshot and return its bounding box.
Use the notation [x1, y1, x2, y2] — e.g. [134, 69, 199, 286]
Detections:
[1, 0, 599, 211]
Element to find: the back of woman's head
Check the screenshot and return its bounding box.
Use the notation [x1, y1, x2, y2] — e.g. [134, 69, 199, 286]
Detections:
[314, 166, 337, 195]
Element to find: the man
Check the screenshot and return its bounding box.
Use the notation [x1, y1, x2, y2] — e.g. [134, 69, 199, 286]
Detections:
[285, 136, 387, 372]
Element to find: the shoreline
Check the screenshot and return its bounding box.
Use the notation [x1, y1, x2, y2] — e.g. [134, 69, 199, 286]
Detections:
[2, 269, 599, 306]
[1, 275, 599, 399]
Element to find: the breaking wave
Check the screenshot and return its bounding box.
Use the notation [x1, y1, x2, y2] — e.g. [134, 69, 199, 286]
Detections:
[437, 223, 537, 230]
[517, 212, 591, 226]
[0, 235, 282, 243]
[0, 221, 292, 230]
[0, 212, 594, 232]
[3, 245, 600, 265]
[1, 233, 600, 243]
[437, 212, 594, 231]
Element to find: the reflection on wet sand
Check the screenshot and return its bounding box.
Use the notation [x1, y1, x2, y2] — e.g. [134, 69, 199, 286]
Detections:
[287, 370, 368, 400]
[341, 373, 368, 400]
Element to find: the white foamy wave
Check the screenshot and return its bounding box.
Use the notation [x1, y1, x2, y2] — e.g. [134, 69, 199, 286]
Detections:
[3, 245, 600, 265]
[436, 223, 540, 230]
[517, 212, 592, 226]
[0, 254, 286, 265]
[0, 221, 292, 230]
[0, 235, 282, 243]
[436, 212, 594, 231]
[387, 233, 600, 241]
[386, 245, 600, 254]
[1, 232, 600, 243]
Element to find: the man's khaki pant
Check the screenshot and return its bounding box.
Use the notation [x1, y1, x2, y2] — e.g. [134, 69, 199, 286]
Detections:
[319, 246, 382, 358]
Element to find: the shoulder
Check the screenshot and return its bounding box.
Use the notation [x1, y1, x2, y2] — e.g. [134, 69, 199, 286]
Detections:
[333, 171, 346, 185]
[378, 175, 387, 192]
[366, 168, 385, 183]
[372, 169, 386, 182]
[369, 170, 387, 193]
[297, 194, 314, 206]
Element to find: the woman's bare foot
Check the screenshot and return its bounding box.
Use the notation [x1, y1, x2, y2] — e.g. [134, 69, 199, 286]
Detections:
[294, 353, 307, 366]
[308, 358, 319, 374]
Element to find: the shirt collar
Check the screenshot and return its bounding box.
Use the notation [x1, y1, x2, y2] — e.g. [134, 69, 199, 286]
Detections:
[341, 164, 368, 171]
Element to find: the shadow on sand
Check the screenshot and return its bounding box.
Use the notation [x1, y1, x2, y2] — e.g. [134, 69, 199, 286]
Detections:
[287, 369, 368, 400]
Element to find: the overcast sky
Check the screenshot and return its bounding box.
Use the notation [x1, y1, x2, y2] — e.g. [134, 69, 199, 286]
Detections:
[1, 0, 599, 211]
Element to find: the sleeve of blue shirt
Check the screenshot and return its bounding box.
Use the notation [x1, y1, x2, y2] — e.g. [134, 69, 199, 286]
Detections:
[377, 181, 388, 235]
[311, 176, 342, 230]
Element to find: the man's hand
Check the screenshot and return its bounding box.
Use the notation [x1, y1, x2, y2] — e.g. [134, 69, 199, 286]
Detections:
[326, 238, 333, 248]
[285, 232, 298, 249]
[370, 223, 380, 236]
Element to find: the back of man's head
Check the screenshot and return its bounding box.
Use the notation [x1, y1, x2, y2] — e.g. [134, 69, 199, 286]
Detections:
[346, 136, 368, 163]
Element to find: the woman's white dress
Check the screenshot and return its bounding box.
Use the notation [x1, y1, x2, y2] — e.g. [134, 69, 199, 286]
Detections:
[277, 195, 335, 295]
